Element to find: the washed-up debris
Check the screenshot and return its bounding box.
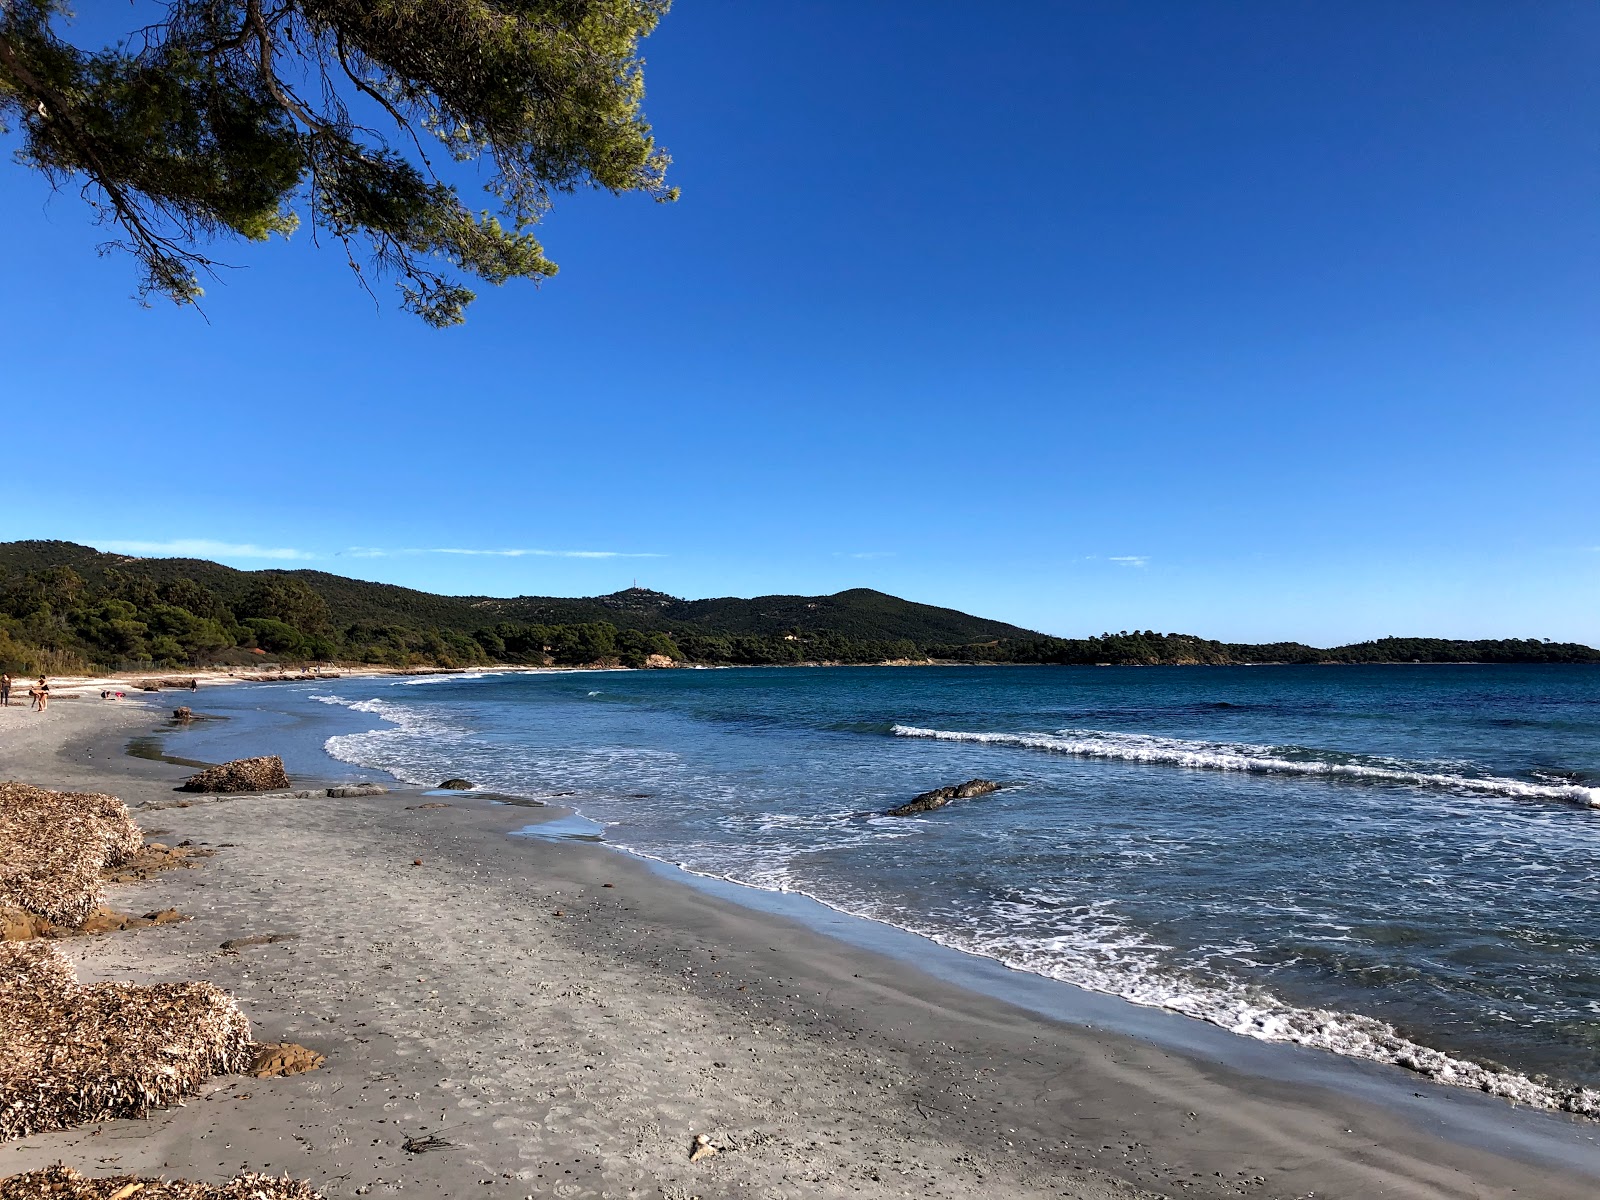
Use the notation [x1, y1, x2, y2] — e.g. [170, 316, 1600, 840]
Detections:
[401, 1133, 458, 1154]
[248, 1042, 325, 1078]
[326, 784, 387, 798]
[688, 1133, 719, 1162]
[406, 802, 451, 810]
[220, 934, 296, 952]
[104, 842, 213, 885]
[0, 1163, 322, 1199]
[70, 908, 186, 936]
[0, 911, 51, 941]
[0, 941, 251, 1140]
[1, 782, 142, 932]
[179, 757, 291, 794]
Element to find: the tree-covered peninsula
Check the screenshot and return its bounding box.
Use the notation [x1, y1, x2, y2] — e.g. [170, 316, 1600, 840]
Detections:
[0, 542, 1595, 673]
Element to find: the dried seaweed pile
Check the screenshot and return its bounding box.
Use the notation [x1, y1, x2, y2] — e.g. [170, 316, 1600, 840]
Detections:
[179, 757, 290, 794]
[0, 1163, 323, 1199]
[0, 942, 253, 1141]
[0, 783, 143, 929]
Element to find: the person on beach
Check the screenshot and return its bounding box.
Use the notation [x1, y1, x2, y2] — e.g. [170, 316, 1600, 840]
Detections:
[0, 673, 10, 706]
[31, 676, 48, 711]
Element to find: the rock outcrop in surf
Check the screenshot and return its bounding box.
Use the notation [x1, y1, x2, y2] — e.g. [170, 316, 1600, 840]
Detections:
[885, 778, 1000, 816]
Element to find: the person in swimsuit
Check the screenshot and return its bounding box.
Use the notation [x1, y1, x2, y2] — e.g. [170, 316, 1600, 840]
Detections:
[32, 676, 48, 711]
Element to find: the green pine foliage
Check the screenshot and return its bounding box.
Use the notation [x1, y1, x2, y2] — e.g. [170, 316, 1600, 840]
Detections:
[0, 1, 675, 324]
[0, 542, 1594, 673]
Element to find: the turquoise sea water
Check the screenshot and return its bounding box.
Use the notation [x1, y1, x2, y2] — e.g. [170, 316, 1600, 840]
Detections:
[193, 664, 1600, 1110]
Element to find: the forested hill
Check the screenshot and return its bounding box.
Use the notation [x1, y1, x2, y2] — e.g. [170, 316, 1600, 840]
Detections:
[0, 540, 1595, 672]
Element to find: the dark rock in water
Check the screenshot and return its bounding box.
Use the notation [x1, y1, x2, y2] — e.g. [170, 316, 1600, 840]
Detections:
[885, 778, 1000, 817]
[438, 778, 475, 790]
[179, 756, 291, 793]
[173, 706, 193, 721]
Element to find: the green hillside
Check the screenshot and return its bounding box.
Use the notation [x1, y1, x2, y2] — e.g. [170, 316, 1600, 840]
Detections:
[0, 541, 1036, 671]
[0, 540, 1594, 673]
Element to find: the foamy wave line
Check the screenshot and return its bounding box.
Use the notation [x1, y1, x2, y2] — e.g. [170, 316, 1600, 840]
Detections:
[596, 831, 1597, 1117]
[397, 671, 506, 686]
[907, 912, 1600, 1117]
[892, 725, 1600, 808]
[311, 694, 468, 783]
[300, 695, 1599, 1116]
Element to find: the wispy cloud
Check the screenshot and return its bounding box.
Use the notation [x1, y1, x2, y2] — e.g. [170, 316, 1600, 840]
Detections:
[344, 547, 663, 560]
[93, 538, 316, 561]
[1109, 555, 1150, 568]
[834, 551, 895, 560]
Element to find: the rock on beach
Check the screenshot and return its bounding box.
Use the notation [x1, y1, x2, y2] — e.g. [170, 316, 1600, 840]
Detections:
[326, 784, 387, 798]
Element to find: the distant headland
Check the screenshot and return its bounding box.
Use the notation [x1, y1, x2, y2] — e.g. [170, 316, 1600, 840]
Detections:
[1, 541, 1594, 673]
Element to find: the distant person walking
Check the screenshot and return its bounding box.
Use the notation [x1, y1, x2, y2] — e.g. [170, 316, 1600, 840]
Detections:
[30, 676, 48, 711]
[0, 673, 10, 706]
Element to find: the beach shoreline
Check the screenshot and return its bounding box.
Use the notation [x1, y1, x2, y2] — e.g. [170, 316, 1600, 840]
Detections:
[2, 696, 1597, 1199]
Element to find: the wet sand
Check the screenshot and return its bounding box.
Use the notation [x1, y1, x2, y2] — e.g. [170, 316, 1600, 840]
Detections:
[2, 698, 1596, 1199]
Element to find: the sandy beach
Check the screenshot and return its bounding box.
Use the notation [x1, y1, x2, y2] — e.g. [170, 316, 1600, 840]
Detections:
[3, 695, 1597, 1199]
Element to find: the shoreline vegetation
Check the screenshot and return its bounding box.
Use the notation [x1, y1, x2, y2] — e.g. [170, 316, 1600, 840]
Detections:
[2, 541, 1597, 676]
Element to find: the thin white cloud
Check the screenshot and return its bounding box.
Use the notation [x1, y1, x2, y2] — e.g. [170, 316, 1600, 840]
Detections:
[344, 547, 663, 560]
[94, 538, 316, 561]
[1109, 555, 1150, 568]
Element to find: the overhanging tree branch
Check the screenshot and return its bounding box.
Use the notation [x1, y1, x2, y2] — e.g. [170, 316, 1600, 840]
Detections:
[0, 0, 676, 325]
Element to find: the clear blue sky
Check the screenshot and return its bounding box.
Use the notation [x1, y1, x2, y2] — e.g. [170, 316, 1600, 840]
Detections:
[2, 1, 1596, 645]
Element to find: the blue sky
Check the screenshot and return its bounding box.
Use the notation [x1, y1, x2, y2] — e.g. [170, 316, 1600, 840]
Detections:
[1, 1, 1595, 644]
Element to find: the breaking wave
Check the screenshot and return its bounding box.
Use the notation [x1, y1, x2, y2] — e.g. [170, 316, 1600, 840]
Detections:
[880, 890, 1600, 1117]
[891, 725, 1600, 808]
[305, 691, 1600, 1118]
[310, 695, 469, 776]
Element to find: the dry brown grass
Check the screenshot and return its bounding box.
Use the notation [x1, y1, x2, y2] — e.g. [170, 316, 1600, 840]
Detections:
[0, 1163, 322, 1198]
[0, 783, 143, 929]
[0, 942, 252, 1141]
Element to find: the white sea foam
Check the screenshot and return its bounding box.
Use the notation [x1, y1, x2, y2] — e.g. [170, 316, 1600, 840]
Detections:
[397, 671, 506, 686]
[310, 694, 470, 784]
[596, 835, 1600, 1117]
[896, 892, 1600, 1116]
[891, 725, 1600, 808]
[306, 693, 1600, 1118]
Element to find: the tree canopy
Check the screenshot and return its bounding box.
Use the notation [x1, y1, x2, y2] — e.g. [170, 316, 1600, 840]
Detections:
[0, 1, 676, 324]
